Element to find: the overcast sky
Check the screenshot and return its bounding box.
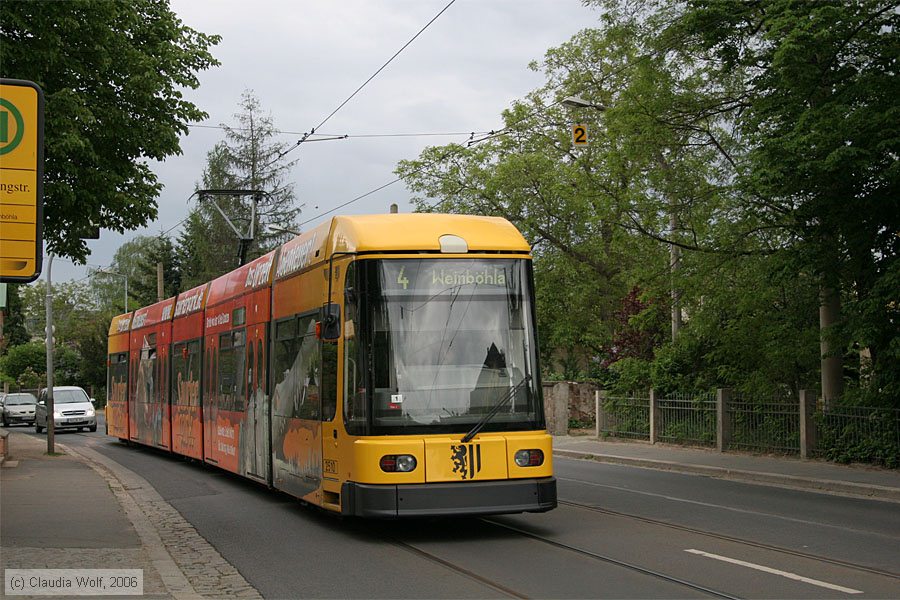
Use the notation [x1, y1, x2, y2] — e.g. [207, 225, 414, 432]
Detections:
[55, 0, 599, 283]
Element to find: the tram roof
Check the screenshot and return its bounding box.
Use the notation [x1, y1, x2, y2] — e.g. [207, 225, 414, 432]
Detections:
[328, 214, 530, 254]
[108, 312, 133, 336]
[131, 296, 176, 331]
[207, 250, 276, 307]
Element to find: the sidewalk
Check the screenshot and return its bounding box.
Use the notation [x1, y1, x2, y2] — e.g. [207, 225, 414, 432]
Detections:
[0, 431, 261, 599]
[553, 434, 900, 502]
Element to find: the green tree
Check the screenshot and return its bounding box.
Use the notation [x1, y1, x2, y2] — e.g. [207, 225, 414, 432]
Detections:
[69, 312, 115, 398]
[93, 235, 181, 310]
[398, 3, 843, 403]
[0, 341, 46, 384]
[179, 90, 300, 287]
[0, 0, 220, 261]
[396, 16, 740, 378]
[13, 280, 115, 395]
[0, 341, 81, 389]
[127, 236, 182, 305]
[656, 0, 900, 405]
[1, 284, 30, 353]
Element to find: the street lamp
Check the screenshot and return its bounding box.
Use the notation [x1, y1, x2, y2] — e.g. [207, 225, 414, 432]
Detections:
[94, 268, 128, 313]
[561, 95, 607, 111]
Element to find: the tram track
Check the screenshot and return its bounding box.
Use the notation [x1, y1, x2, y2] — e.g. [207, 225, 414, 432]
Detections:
[557, 498, 900, 582]
[371, 510, 741, 599]
[389, 537, 529, 599]
[477, 517, 742, 599]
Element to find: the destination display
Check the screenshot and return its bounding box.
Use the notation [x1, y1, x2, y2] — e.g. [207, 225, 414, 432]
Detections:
[380, 260, 518, 295]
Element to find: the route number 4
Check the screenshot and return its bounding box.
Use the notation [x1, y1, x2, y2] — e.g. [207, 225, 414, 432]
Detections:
[572, 124, 588, 146]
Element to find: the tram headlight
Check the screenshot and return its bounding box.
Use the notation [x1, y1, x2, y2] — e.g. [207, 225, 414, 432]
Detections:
[396, 455, 417, 472]
[380, 454, 417, 473]
[514, 449, 544, 467]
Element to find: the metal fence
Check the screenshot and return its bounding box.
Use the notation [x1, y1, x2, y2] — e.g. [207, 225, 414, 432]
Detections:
[598, 396, 650, 440]
[729, 398, 801, 454]
[816, 406, 900, 468]
[589, 388, 900, 467]
[657, 393, 717, 447]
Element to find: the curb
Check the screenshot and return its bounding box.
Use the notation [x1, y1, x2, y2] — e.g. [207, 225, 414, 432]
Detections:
[56, 441, 203, 600]
[59, 440, 262, 599]
[553, 449, 900, 503]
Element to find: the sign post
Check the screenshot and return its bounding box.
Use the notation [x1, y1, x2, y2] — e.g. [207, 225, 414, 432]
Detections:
[0, 79, 44, 283]
[572, 124, 588, 147]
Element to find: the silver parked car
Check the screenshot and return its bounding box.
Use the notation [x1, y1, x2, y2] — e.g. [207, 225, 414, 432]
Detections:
[35, 386, 97, 433]
[1, 392, 38, 427]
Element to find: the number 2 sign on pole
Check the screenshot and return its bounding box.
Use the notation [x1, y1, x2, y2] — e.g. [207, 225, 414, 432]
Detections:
[572, 124, 588, 146]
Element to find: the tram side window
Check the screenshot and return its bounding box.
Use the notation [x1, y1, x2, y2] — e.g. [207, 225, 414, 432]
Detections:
[108, 353, 128, 405]
[218, 332, 235, 410]
[247, 343, 255, 398]
[321, 337, 337, 422]
[272, 314, 320, 420]
[232, 329, 246, 411]
[273, 317, 298, 418]
[257, 339, 264, 395]
[157, 352, 162, 403]
[173, 341, 201, 407]
[130, 355, 137, 399]
[138, 346, 157, 404]
[205, 347, 211, 402]
[343, 262, 366, 434]
[173, 343, 185, 405]
[296, 316, 320, 420]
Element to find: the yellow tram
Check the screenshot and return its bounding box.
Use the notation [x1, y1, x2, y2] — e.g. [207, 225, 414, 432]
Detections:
[108, 214, 556, 517]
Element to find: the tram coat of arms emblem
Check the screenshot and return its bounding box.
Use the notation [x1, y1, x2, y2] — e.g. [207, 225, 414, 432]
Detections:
[450, 443, 482, 479]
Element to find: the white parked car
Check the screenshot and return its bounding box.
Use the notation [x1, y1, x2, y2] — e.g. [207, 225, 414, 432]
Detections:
[35, 386, 97, 433]
[1, 392, 38, 426]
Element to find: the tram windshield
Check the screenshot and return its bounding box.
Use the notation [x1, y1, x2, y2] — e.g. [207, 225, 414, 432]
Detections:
[354, 258, 544, 435]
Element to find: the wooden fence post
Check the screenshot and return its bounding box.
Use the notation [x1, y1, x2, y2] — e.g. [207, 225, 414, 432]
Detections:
[799, 389, 817, 459]
[716, 388, 732, 452]
[649, 388, 659, 444]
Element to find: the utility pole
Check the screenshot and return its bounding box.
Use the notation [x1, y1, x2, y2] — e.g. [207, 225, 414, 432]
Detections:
[157, 262, 164, 302]
[44, 254, 55, 453]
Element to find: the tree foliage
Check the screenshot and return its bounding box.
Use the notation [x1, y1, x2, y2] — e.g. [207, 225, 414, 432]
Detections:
[12, 280, 114, 394]
[653, 0, 900, 402]
[1, 284, 30, 353]
[398, 1, 899, 406]
[0, 0, 220, 261]
[179, 90, 301, 287]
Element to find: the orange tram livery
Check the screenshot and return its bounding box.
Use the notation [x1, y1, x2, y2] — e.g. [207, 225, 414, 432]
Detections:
[106, 214, 557, 517]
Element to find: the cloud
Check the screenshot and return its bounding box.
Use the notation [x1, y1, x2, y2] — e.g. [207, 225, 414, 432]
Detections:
[55, 0, 595, 283]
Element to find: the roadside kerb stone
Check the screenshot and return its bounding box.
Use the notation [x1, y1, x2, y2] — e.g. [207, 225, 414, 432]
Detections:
[60, 441, 262, 599]
[554, 448, 900, 503]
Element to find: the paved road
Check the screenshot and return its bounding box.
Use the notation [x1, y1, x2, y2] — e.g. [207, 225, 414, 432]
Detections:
[10, 419, 900, 599]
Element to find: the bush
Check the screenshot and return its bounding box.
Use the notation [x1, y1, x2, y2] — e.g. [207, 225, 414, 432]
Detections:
[816, 409, 900, 468]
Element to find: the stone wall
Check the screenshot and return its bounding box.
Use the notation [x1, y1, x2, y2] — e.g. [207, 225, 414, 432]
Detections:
[542, 381, 598, 434]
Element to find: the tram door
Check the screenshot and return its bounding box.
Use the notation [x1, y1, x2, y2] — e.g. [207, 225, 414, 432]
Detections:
[245, 324, 268, 480]
[321, 260, 352, 501]
[272, 313, 322, 500]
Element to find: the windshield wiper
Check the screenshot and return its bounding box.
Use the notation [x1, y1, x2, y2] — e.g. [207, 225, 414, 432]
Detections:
[461, 375, 531, 444]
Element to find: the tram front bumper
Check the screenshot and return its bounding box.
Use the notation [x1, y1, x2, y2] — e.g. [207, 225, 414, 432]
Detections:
[341, 477, 557, 518]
